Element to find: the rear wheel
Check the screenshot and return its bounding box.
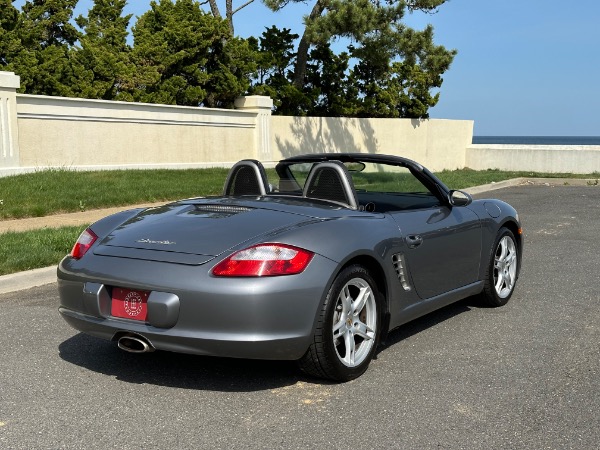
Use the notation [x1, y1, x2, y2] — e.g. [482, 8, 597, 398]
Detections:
[298, 265, 381, 382]
[481, 227, 519, 307]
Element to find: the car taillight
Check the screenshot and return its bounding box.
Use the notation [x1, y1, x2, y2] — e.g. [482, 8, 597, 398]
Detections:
[70, 228, 98, 259]
[212, 244, 314, 277]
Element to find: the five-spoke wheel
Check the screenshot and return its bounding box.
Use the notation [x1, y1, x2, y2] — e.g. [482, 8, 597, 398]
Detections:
[482, 227, 520, 306]
[298, 265, 381, 381]
[494, 235, 518, 299]
[331, 277, 377, 368]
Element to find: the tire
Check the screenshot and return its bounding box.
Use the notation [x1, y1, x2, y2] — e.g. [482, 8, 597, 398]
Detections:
[481, 227, 519, 307]
[298, 265, 382, 382]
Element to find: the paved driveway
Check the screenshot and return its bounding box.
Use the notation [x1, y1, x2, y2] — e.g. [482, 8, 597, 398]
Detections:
[0, 185, 598, 449]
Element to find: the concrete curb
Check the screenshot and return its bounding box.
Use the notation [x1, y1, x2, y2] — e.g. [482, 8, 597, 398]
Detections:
[0, 266, 56, 295]
[463, 178, 527, 195]
[1, 178, 598, 295]
[463, 177, 599, 195]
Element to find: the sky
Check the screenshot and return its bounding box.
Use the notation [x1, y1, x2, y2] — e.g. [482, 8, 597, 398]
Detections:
[12, 0, 600, 136]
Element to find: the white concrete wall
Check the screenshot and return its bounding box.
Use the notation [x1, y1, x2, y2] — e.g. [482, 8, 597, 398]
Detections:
[16, 94, 262, 169]
[271, 116, 474, 171]
[0, 72, 20, 168]
[467, 145, 600, 174]
[5, 71, 600, 177]
[0, 70, 477, 177]
[7, 69, 590, 177]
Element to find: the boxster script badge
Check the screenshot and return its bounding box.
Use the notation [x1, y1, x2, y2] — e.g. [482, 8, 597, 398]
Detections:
[136, 238, 176, 245]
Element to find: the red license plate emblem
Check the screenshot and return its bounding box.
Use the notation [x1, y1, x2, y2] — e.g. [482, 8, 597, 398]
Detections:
[111, 288, 149, 321]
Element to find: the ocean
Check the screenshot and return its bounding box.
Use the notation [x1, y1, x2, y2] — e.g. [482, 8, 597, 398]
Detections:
[472, 136, 600, 145]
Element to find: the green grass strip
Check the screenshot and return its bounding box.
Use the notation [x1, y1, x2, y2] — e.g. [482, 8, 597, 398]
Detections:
[0, 168, 229, 219]
[0, 226, 85, 276]
[1, 167, 599, 220]
[1, 167, 599, 276]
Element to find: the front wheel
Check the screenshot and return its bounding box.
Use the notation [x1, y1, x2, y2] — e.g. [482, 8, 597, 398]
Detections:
[481, 227, 520, 307]
[298, 265, 382, 382]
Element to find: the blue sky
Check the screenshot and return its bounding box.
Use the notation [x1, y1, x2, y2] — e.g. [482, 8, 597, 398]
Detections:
[13, 0, 600, 136]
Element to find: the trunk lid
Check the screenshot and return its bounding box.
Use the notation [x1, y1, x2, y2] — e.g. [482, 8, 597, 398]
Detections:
[93, 202, 320, 265]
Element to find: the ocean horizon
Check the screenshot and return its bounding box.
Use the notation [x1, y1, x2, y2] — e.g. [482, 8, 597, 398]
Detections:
[472, 136, 600, 145]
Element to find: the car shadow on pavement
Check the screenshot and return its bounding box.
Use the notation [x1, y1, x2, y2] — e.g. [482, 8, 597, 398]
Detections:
[377, 297, 477, 352]
[58, 334, 304, 392]
[58, 296, 480, 391]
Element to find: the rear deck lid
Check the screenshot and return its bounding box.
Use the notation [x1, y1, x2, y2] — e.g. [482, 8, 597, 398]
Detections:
[93, 203, 315, 265]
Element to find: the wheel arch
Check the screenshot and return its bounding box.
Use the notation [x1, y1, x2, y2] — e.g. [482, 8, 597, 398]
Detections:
[500, 219, 524, 278]
[337, 254, 391, 342]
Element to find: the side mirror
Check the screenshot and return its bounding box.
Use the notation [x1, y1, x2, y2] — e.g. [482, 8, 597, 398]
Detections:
[448, 190, 472, 207]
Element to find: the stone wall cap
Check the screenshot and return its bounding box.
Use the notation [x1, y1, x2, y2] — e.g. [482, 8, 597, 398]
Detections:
[234, 96, 273, 110]
[0, 71, 21, 89]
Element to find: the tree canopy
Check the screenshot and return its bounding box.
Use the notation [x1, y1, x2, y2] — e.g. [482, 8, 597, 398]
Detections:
[2, 0, 456, 118]
[71, 0, 133, 100]
[129, 0, 256, 107]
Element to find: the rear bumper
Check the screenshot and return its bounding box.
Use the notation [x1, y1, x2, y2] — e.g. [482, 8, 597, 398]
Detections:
[59, 306, 312, 360]
[57, 254, 338, 361]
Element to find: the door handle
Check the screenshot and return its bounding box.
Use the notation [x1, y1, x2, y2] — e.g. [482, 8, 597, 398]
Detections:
[406, 235, 423, 248]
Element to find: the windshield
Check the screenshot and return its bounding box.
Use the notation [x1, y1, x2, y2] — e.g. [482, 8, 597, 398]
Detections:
[271, 160, 441, 212]
[273, 161, 432, 195]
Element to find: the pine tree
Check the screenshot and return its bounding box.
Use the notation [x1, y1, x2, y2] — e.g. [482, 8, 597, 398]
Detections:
[131, 0, 256, 108]
[261, 0, 456, 118]
[9, 0, 80, 96]
[0, 0, 21, 67]
[71, 0, 133, 100]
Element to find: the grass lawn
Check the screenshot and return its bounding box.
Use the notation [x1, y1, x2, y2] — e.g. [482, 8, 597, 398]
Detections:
[0, 226, 86, 276]
[1, 167, 598, 276]
[1, 167, 598, 220]
[0, 168, 229, 219]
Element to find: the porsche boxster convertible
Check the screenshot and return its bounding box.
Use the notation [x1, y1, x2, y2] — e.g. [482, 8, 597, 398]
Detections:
[58, 153, 523, 381]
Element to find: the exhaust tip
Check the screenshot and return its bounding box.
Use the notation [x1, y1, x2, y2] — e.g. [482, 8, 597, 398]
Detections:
[117, 335, 155, 353]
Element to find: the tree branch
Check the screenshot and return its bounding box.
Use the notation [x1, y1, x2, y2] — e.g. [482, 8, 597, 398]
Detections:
[207, 0, 222, 18]
[293, 0, 326, 89]
[232, 0, 256, 15]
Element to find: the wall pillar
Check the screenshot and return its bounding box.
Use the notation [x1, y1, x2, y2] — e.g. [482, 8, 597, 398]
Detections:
[0, 71, 20, 168]
[234, 95, 273, 161]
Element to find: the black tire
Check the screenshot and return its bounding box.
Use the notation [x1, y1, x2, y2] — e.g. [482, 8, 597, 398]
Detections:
[298, 265, 382, 382]
[481, 227, 519, 307]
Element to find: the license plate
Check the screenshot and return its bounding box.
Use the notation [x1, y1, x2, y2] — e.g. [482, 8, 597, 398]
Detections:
[111, 288, 149, 321]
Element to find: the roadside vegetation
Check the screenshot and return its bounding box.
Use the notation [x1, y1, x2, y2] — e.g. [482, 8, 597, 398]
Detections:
[0, 168, 229, 219]
[2, 0, 455, 118]
[1, 167, 598, 220]
[1, 167, 599, 276]
[0, 226, 86, 276]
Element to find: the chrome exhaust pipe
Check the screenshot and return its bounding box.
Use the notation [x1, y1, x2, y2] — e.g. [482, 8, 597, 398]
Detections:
[117, 335, 155, 353]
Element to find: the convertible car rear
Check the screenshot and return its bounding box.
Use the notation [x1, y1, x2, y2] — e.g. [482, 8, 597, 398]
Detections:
[58, 153, 523, 381]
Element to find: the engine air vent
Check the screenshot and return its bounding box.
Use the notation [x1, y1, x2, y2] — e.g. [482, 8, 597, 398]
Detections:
[194, 205, 252, 214]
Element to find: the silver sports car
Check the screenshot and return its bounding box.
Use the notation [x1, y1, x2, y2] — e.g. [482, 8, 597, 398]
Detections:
[58, 153, 523, 381]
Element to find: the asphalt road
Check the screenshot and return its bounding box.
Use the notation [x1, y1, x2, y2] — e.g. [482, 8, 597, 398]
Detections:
[1, 185, 598, 449]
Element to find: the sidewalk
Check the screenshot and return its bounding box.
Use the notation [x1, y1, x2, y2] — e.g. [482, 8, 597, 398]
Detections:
[0, 202, 164, 235]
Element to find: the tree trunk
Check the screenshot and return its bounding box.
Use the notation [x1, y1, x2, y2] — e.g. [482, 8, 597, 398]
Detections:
[207, 0, 222, 18]
[293, 0, 326, 89]
[226, 0, 234, 34]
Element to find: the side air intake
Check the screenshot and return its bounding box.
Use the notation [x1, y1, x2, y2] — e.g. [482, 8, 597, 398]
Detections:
[392, 253, 412, 291]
